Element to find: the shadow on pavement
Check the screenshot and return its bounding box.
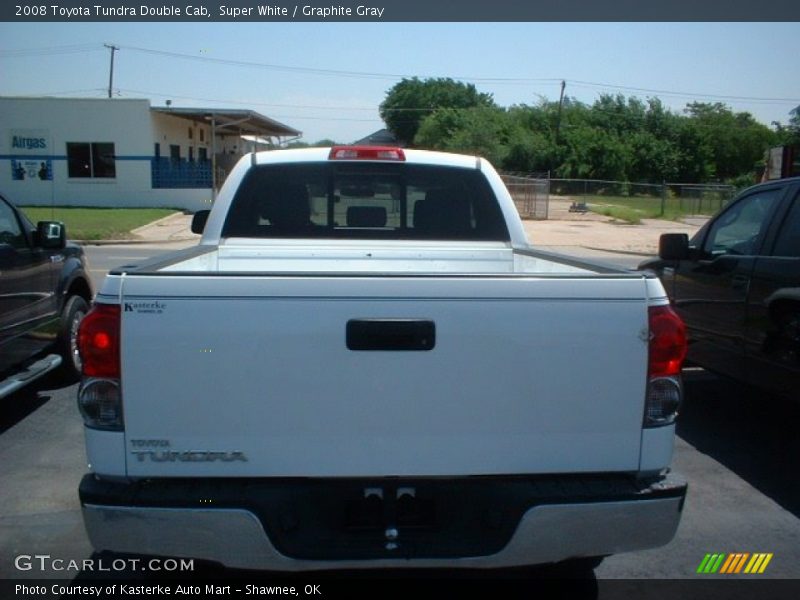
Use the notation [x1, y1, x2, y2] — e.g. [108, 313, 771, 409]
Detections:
[0, 383, 52, 434]
[677, 369, 800, 518]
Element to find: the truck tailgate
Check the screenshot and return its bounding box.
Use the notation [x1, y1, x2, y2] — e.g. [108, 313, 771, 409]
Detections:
[119, 275, 649, 477]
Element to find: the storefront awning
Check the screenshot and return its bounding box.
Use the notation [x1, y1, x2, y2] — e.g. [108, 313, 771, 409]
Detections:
[151, 107, 301, 138]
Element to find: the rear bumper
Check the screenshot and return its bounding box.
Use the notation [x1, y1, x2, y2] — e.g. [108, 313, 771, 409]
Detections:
[80, 473, 686, 571]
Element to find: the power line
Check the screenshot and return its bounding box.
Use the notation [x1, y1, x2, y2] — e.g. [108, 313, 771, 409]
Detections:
[5, 42, 797, 113]
[0, 44, 103, 57]
[117, 87, 470, 113]
[119, 44, 563, 85]
[118, 88, 381, 122]
[118, 44, 800, 106]
[569, 80, 799, 105]
[118, 87, 377, 111]
[2, 88, 107, 97]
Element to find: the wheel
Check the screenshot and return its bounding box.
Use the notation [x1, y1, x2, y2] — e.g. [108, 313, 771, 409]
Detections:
[56, 295, 89, 382]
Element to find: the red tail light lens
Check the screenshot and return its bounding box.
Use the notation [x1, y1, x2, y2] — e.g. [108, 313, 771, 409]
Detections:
[329, 146, 405, 161]
[78, 304, 121, 378]
[648, 305, 687, 377]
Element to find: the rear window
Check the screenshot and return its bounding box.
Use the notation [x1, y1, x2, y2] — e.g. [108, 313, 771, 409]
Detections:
[221, 162, 510, 241]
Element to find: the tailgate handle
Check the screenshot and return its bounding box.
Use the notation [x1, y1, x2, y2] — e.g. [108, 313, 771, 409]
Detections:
[346, 319, 435, 351]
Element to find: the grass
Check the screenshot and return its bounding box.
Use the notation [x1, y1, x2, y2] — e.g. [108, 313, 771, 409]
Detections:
[583, 194, 729, 224]
[20, 207, 179, 240]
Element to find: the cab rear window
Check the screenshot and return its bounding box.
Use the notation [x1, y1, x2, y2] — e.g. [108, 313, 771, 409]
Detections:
[221, 162, 510, 241]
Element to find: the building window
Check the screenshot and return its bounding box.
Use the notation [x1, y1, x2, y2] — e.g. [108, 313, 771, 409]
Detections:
[199, 129, 205, 142]
[154, 142, 160, 158]
[198, 148, 208, 162]
[188, 147, 194, 163]
[188, 127, 193, 140]
[67, 142, 116, 178]
[170, 145, 181, 162]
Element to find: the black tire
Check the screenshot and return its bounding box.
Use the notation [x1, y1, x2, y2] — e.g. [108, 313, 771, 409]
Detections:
[56, 295, 89, 382]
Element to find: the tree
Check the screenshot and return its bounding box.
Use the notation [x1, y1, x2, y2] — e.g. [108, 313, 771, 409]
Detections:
[379, 78, 495, 146]
[557, 127, 630, 181]
[776, 105, 800, 145]
[684, 102, 777, 180]
[414, 106, 510, 166]
[377, 80, 780, 183]
[285, 139, 339, 149]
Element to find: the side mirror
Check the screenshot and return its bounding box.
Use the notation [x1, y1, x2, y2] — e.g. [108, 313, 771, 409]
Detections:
[658, 233, 690, 260]
[36, 221, 66, 249]
[191, 210, 210, 234]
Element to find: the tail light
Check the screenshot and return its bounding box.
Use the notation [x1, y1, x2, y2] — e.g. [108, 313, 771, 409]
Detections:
[78, 304, 120, 378]
[77, 304, 123, 431]
[329, 146, 405, 161]
[645, 305, 687, 427]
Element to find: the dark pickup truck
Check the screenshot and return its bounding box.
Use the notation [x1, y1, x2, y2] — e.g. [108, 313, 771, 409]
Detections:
[640, 177, 800, 400]
[0, 193, 93, 398]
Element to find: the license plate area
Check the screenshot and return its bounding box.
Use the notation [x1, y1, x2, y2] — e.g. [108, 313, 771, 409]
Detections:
[344, 487, 438, 531]
[259, 480, 522, 560]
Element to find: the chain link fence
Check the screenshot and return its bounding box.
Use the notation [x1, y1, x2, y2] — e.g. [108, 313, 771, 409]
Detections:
[500, 173, 550, 220]
[664, 183, 736, 216]
[503, 175, 737, 220]
[550, 178, 736, 218]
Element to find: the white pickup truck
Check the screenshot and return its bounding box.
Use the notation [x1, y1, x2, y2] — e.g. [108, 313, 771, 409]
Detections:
[77, 146, 687, 571]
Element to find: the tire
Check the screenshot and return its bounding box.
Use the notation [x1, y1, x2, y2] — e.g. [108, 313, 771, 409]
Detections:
[56, 295, 89, 382]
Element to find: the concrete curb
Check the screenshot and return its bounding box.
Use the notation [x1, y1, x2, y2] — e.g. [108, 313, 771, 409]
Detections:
[75, 211, 198, 245]
[129, 211, 187, 235]
[76, 237, 198, 246]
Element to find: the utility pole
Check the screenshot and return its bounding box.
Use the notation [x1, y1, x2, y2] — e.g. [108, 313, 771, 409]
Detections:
[104, 44, 119, 98]
[555, 80, 566, 141]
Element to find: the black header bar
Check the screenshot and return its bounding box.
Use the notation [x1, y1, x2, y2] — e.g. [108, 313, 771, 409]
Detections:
[3, 0, 800, 22]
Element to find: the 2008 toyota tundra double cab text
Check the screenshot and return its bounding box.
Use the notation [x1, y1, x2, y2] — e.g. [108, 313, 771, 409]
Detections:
[77, 146, 687, 571]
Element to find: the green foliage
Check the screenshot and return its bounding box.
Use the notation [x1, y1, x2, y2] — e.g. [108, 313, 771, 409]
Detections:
[683, 102, 778, 180]
[586, 193, 729, 224]
[414, 106, 510, 166]
[380, 78, 495, 146]
[285, 139, 340, 149]
[381, 80, 779, 184]
[775, 105, 800, 146]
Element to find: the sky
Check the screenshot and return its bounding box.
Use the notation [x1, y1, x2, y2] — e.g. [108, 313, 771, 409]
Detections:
[1, 22, 799, 144]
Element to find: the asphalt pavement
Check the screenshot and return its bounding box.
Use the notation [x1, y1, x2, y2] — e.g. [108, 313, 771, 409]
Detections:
[3, 364, 798, 583]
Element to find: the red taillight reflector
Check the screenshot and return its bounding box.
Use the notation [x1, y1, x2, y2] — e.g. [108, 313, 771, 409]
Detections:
[648, 305, 688, 377]
[78, 304, 121, 378]
[329, 146, 405, 161]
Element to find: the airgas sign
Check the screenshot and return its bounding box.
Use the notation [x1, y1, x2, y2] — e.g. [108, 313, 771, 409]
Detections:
[9, 130, 52, 182]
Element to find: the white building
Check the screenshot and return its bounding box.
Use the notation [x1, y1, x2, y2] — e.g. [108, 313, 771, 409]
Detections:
[0, 97, 301, 211]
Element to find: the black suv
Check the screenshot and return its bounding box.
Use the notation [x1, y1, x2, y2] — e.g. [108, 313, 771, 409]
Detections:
[640, 177, 799, 400]
[0, 194, 93, 398]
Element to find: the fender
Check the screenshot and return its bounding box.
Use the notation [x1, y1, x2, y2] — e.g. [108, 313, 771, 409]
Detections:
[56, 244, 93, 309]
